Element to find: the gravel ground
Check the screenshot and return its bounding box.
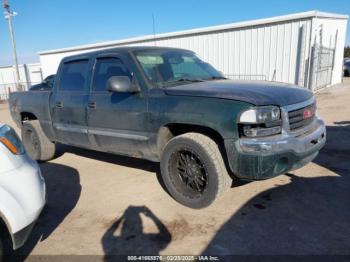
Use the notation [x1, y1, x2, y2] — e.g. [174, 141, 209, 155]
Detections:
[1, 79, 349, 260]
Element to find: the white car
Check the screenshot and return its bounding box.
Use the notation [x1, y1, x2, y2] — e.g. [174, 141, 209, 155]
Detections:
[0, 124, 46, 259]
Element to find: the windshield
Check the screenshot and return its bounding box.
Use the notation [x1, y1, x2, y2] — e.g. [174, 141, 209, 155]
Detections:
[134, 49, 225, 87]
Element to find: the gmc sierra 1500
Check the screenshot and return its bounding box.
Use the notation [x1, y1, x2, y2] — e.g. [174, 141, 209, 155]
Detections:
[9, 47, 326, 208]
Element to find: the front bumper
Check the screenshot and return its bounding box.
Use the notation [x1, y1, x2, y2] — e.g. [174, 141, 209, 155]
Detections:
[225, 117, 326, 180]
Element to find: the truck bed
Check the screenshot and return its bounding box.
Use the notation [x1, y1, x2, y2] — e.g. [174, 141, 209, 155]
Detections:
[9, 90, 52, 128]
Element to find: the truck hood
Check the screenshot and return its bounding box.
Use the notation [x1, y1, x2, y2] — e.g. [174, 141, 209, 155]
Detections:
[164, 80, 313, 106]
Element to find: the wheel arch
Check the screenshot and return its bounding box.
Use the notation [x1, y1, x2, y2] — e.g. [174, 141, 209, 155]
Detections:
[20, 112, 37, 122]
[157, 123, 226, 158]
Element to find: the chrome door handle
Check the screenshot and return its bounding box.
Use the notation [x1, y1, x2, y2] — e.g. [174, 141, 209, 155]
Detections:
[56, 101, 63, 108]
[88, 102, 96, 109]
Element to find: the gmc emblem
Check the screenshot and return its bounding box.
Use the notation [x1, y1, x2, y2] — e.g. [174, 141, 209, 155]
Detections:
[303, 109, 314, 119]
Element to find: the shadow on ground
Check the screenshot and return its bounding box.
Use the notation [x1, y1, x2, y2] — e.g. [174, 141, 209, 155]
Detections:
[102, 206, 171, 260]
[55, 144, 171, 194]
[202, 123, 350, 255]
[14, 162, 81, 259]
[12, 123, 350, 257]
[56, 145, 158, 173]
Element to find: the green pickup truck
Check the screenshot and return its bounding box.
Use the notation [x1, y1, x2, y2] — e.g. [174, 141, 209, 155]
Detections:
[9, 46, 326, 208]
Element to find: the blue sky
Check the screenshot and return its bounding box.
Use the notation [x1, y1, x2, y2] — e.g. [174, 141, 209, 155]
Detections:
[0, 0, 349, 66]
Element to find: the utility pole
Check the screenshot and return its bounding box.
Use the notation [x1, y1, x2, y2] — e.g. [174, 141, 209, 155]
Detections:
[3, 0, 21, 91]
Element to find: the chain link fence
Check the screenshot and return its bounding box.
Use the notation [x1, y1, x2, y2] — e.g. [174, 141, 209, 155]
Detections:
[309, 45, 335, 91]
[225, 74, 266, 81]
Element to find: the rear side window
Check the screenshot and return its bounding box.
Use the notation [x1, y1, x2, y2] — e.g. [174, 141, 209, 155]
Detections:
[92, 57, 131, 92]
[59, 60, 89, 91]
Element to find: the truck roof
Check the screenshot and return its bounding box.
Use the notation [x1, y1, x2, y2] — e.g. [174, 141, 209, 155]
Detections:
[61, 46, 193, 62]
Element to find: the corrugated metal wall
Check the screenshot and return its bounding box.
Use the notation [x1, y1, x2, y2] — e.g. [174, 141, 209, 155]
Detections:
[0, 63, 43, 100]
[39, 14, 347, 90]
[40, 18, 315, 87]
[138, 19, 313, 86]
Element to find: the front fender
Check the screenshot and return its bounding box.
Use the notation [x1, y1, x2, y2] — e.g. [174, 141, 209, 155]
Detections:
[149, 90, 253, 139]
[0, 187, 28, 236]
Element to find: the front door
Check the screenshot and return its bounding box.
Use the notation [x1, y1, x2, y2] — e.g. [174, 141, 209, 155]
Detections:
[51, 58, 91, 147]
[87, 55, 149, 157]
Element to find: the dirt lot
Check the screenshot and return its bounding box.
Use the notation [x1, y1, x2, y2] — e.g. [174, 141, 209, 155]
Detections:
[1, 80, 350, 259]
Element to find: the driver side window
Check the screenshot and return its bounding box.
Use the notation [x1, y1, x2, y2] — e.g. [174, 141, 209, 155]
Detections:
[92, 57, 131, 92]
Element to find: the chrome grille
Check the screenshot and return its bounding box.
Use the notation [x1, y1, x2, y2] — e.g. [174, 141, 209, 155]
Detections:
[288, 103, 316, 131]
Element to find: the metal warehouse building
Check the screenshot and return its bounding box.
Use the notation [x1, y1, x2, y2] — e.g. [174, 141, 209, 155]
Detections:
[3, 10, 349, 97]
[0, 63, 42, 100]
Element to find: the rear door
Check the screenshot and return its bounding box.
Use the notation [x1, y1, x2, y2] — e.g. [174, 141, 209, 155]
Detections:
[50, 58, 91, 147]
[87, 54, 149, 156]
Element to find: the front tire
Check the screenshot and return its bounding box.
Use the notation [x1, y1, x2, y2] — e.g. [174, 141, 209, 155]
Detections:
[160, 133, 232, 209]
[22, 120, 56, 161]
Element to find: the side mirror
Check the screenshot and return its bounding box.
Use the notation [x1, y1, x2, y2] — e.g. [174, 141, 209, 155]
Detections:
[107, 76, 140, 93]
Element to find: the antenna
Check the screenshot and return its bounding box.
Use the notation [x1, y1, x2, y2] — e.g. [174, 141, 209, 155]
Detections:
[152, 13, 156, 46]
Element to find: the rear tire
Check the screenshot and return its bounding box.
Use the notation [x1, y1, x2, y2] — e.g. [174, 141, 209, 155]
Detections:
[160, 133, 232, 209]
[22, 120, 56, 161]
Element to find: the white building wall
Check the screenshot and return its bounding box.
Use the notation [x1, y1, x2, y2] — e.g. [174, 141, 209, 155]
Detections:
[37, 11, 348, 90]
[314, 17, 348, 85]
[147, 19, 313, 86]
[0, 63, 42, 86]
[0, 66, 18, 100]
[0, 63, 42, 100]
[25, 63, 43, 85]
[39, 18, 314, 86]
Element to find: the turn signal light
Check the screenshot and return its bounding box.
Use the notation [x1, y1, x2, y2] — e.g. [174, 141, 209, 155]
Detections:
[0, 137, 20, 154]
[0, 125, 25, 155]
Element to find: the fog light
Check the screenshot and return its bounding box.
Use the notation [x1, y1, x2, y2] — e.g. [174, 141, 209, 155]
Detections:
[240, 141, 273, 153]
[243, 126, 281, 137]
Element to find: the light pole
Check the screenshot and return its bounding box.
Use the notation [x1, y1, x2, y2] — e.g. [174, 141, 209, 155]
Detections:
[3, 0, 21, 91]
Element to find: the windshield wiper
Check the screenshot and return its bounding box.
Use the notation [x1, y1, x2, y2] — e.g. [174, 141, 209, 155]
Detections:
[205, 76, 228, 80]
[164, 78, 204, 87]
[173, 78, 204, 83]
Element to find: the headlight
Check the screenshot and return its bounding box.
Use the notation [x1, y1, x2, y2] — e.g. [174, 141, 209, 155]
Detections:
[239, 106, 282, 137]
[239, 106, 280, 123]
[0, 125, 25, 155]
